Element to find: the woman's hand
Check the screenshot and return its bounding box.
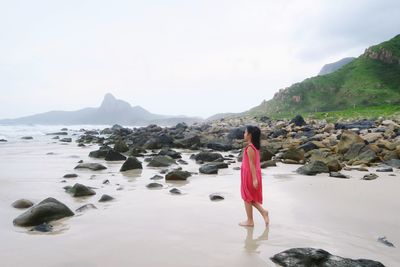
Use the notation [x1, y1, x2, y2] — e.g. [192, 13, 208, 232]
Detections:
[253, 179, 258, 189]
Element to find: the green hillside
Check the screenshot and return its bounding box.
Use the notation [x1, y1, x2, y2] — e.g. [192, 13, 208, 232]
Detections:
[248, 34, 400, 119]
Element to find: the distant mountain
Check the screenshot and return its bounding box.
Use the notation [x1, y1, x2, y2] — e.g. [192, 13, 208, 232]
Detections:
[0, 93, 204, 126]
[247, 34, 400, 117]
[318, 57, 355, 75]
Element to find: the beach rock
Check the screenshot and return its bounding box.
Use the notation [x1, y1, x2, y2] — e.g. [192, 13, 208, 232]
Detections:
[148, 155, 176, 167]
[12, 199, 34, 209]
[60, 137, 72, 142]
[177, 159, 188, 165]
[206, 142, 232, 151]
[227, 127, 245, 140]
[0, 139, 7, 142]
[158, 148, 182, 159]
[337, 130, 365, 154]
[290, 115, 306, 126]
[89, 145, 112, 158]
[233, 166, 241, 170]
[65, 183, 96, 197]
[165, 170, 191, 181]
[173, 135, 201, 148]
[146, 182, 163, 189]
[343, 166, 369, 172]
[376, 167, 393, 172]
[113, 140, 129, 153]
[30, 222, 53, 232]
[105, 150, 127, 161]
[46, 132, 68, 135]
[120, 156, 143, 171]
[344, 143, 377, 165]
[385, 159, 400, 168]
[169, 188, 182, 195]
[260, 147, 275, 161]
[199, 164, 218, 174]
[98, 194, 114, 202]
[150, 174, 163, 180]
[363, 132, 383, 143]
[193, 152, 224, 162]
[21, 136, 33, 140]
[280, 148, 305, 162]
[377, 236, 395, 247]
[298, 142, 319, 152]
[13, 197, 74, 227]
[335, 120, 375, 130]
[76, 204, 98, 213]
[209, 193, 224, 201]
[74, 163, 107, 171]
[362, 173, 378, 180]
[103, 179, 110, 184]
[261, 160, 277, 168]
[296, 161, 329, 176]
[270, 247, 384, 267]
[63, 173, 78, 178]
[329, 172, 349, 179]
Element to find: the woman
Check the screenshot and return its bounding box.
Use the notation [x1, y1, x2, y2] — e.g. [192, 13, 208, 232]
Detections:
[239, 125, 270, 227]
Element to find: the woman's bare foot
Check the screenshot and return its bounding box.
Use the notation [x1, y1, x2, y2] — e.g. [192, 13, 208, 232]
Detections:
[239, 220, 254, 227]
[262, 210, 270, 226]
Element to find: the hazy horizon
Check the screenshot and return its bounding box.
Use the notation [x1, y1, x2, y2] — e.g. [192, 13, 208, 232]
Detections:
[1, 0, 400, 119]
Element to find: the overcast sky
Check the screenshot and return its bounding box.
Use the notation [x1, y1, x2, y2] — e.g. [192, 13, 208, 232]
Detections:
[1, 0, 399, 119]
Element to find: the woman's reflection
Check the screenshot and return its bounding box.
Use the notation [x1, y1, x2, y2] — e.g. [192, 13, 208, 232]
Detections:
[244, 226, 269, 253]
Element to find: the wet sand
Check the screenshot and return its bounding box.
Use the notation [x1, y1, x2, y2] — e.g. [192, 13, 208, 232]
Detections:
[0, 134, 399, 266]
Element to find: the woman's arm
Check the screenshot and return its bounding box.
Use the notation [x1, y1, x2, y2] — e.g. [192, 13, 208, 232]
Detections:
[246, 146, 258, 189]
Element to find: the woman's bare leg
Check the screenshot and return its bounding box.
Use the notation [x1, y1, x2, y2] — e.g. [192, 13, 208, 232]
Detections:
[239, 201, 254, 227]
[252, 202, 270, 225]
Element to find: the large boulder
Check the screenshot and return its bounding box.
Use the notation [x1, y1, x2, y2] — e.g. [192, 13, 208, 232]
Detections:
[337, 130, 365, 154]
[120, 157, 143, 171]
[192, 152, 223, 162]
[65, 183, 96, 197]
[206, 142, 232, 151]
[280, 148, 305, 162]
[113, 140, 129, 153]
[13, 197, 74, 227]
[296, 161, 329, 175]
[199, 162, 228, 174]
[74, 163, 107, 171]
[173, 135, 201, 148]
[227, 127, 245, 140]
[165, 170, 192, 181]
[271, 247, 384, 267]
[158, 148, 182, 159]
[290, 115, 306, 126]
[89, 145, 112, 158]
[147, 155, 176, 167]
[344, 143, 378, 165]
[104, 150, 127, 161]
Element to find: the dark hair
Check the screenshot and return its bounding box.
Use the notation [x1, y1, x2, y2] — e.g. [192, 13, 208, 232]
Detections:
[246, 125, 261, 150]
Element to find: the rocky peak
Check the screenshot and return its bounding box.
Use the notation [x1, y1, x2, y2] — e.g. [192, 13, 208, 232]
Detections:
[99, 93, 132, 112]
[364, 47, 400, 65]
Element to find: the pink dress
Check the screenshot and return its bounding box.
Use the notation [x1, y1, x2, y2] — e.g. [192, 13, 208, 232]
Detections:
[240, 143, 263, 204]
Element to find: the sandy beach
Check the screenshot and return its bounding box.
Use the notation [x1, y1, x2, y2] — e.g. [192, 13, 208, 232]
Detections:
[0, 127, 399, 267]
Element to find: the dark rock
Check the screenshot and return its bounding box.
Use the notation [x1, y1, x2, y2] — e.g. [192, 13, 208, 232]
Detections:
[169, 188, 182, 195]
[52, 136, 59, 139]
[0, 139, 7, 142]
[376, 167, 393, 172]
[158, 148, 182, 159]
[227, 127, 245, 140]
[12, 199, 34, 209]
[89, 145, 112, 158]
[270, 129, 287, 138]
[30, 222, 53, 232]
[260, 147, 275, 161]
[261, 160, 277, 168]
[105, 150, 127, 161]
[335, 120, 375, 130]
[329, 172, 349, 179]
[148, 155, 176, 167]
[120, 156, 143, 171]
[343, 143, 377, 164]
[206, 142, 232, 151]
[173, 135, 201, 148]
[146, 182, 163, 189]
[65, 183, 96, 197]
[21, 136, 33, 140]
[76, 204, 98, 213]
[296, 161, 329, 175]
[378, 236, 395, 247]
[177, 159, 188, 165]
[199, 164, 218, 174]
[60, 137, 72, 142]
[63, 173, 78, 178]
[298, 142, 318, 153]
[13, 197, 74, 227]
[99, 194, 114, 202]
[113, 140, 129, 153]
[233, 167, 241, 170]
[193, 152, 223, 162]
[362, 173, 378, 180]
[150, 174, 163, 180]
[209, 193, 224, 201]
[103, 179, 110, 184]
[270, 247, 384, 267]
[46, 132, 68, 135]
[165, 170, 192, 181]
[74, 163, 107, 171]
[290, 115, 306, 126]
[385, 159, 400, 168]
